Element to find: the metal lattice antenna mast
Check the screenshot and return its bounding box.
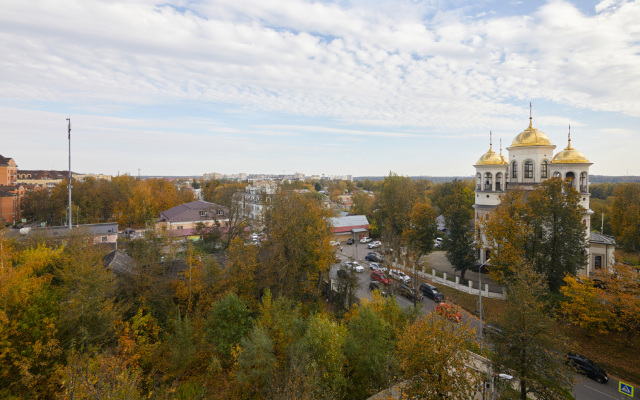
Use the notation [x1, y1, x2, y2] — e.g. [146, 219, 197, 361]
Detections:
[67, 117, 72, 229]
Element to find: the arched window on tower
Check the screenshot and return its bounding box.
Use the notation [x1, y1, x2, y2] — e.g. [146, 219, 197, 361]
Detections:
[511, 161, 518, 179]
[524, 160, 534, 179]
[565, 172, 575, 188]
[541, 160, 548, 179]
[580, 172, 588, 193]
[476, 173, 481, 191]
[484, 172, 493, 191]
[553, 171, 562, 178]
[496, 173, 503, 191]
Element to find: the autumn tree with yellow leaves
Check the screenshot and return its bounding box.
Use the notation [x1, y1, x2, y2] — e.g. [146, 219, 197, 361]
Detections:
[396, 312, 480, 400]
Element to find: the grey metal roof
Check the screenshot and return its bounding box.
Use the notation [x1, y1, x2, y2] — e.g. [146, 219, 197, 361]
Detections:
[330, 215, 369, 228]
[102, 250, 136, 275]
[45, 223, 118, 236]
[590, 232, 616, 245]
[159, 200, 229, 223]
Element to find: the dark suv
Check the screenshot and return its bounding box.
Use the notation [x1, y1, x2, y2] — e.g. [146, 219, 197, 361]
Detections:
[365, 252, 383, 262]
[565, 353, 608, 383]
[419, 283, 445, 302]
[398, 284, 423, 302]
[369, 281, 390, 297]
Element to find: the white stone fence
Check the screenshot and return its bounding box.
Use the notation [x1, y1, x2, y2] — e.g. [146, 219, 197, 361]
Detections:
[418, 268, 506, 299]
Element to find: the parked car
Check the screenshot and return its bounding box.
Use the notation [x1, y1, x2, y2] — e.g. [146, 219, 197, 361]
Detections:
[472, 262, 491, 274]
[371, 270, 391, 285]
[369, 262, 386, 272]
[389, 269, 411, 284]
[330, 240, 340, 246]
[360, 237, 372, 243]
[368, 240, 382, 249]
[435, 303, 461, 322]
[346, 261, 364, 273]
[482, 324, 503, 337]
[369, 281, 390, 296]
[565, 353, 608, 383]
[420, 283, 445, 302]
[346, 238, 355, 245]
[398, 284, 423, 302]
[365, 252, 383, 262]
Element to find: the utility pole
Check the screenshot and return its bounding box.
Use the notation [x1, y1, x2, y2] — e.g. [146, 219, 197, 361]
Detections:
[478, 258, 490, 352]
[67, 117, 72, 229]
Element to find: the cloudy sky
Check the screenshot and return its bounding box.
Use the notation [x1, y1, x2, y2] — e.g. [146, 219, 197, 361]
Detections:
[1, 0, 639, 177]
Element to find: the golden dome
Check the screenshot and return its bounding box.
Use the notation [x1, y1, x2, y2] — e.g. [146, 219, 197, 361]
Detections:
[552, 133, 590, 164]
[476, 133, 508, 165]
[511, 117, 553, 147]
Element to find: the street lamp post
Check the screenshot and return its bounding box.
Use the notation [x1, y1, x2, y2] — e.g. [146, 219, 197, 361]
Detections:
[478, 258, 490, 352]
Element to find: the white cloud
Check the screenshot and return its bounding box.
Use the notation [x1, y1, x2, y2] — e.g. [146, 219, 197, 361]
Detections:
[0, 0, 639, 175]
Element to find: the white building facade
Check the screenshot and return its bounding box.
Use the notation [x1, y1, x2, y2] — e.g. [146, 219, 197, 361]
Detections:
[474, 116, 615, 276]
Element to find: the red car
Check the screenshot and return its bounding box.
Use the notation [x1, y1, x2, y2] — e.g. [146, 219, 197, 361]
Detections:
[370, 270, 391, 286]
[436, 303, 461, 322]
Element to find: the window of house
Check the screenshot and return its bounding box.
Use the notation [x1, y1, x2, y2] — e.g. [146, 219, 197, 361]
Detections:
[511, 161, 518, 179]
[199, 210, 207, 217]
[177, 226, 183, 230]
[553, 171, 561, 178]
[217, 210, 224, 215]
[541, 161, 548, 178]
[595, 255, 602, 269]
[524, 161, 534, 178]
[101, 236, 108, 242]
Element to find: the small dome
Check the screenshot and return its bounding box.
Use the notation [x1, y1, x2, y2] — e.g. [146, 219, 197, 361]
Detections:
[476, 133, 508, 165]
[476, 148, 507, 165]
[511, 118, 553, 147]
[552, 136, 589, 164]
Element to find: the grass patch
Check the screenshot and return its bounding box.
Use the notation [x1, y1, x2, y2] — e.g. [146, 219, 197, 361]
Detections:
[558, 324, 640, 385]
[429, 279, 640, 385]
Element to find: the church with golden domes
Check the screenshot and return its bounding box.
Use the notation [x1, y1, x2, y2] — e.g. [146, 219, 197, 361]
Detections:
[473, 110, 615, 276]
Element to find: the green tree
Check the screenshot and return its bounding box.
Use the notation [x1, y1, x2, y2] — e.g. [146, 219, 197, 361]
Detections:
[344, 305, 395, 399]
[206, 293, 254, 366]
[527, 178, 588, 292]
[437, 180, 476, 282]
[293, 313, 347, 399]
[488, 263, 573, 400]
[236, 326, 277, 397]
[483, 178, 588, 292]
[481, 189, 531, 284]
[261, 191, 333, 300]
[375, 173, 420, 246]
[590, 198, 613, 235]
[350, 190, 375, 218]
[225, 238, 259, 307]
[255, 291, 307, 369]
[404, 201, 437, 259]
[56, 233, 122, 350]
[611, 183, 640, 251]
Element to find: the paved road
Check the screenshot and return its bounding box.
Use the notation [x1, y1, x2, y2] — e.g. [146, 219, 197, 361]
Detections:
[333, 242, 639, 400]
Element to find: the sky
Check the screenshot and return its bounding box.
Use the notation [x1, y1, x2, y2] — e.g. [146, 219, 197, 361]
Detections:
[1, 0, 639, 177]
